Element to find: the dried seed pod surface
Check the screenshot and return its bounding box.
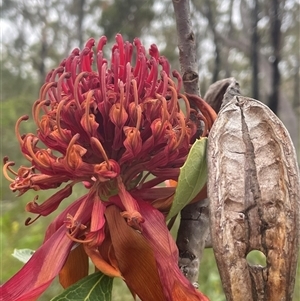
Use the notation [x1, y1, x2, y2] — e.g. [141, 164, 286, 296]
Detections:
[208, 95, 300, 301]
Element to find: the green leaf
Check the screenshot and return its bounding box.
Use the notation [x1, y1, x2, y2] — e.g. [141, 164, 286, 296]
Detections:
[51, 272, 113, 301]
[12, 248, 35, 263]
[167, 137, 208, 220]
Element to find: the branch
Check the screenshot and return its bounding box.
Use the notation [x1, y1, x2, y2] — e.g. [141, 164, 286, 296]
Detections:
[172, 0, 210, 287]
[172, 0, 199, 96]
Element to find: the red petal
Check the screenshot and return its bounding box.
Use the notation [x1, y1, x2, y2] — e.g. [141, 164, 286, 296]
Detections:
[25, 183, 73, 216]
[1, 226, 73, 301]
[116, 177, 140, 213]
[83, 243, 123, 278]
[59, 244, 89, 288]
[138, 200, 210, 301]
[130, 187, 176, 201]
[44, 194, 90, 241]
[119, 127, 143, 165]
[90, 195, 106, 232]
[105, 205, 166, 301]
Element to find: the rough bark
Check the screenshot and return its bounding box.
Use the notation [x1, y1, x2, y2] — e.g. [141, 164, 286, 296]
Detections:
[176, 199, 210, 286]
[208, 82, 300, 301]
[172, 0, 210, 287]
[268, 0, 282, 114]
[172, 0, 200, 96]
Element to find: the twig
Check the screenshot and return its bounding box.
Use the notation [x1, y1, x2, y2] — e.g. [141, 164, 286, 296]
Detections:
[172, 0, 199, 96]
[172, 0, 210, 287]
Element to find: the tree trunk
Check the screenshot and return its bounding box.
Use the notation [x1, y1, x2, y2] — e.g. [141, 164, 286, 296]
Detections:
[251, 0, 259, 100]
[77, 0, 85, 48]
[192, 0, 221, 84]
[268, 0, 282, 114]
[204, 0, 220, 83]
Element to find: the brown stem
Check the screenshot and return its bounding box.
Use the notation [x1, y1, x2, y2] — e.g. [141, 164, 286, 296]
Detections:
[172, 0, 210, 287]
[172, 0, 200, 96]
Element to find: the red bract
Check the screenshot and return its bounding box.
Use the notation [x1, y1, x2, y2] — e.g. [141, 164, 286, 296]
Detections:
[2, 34, 215, 301]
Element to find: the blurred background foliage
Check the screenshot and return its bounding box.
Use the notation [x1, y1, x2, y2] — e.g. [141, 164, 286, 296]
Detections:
[1, 0, 299, 300]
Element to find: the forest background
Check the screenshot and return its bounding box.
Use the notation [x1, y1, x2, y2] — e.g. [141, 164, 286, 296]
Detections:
[1, 0, 299, 300]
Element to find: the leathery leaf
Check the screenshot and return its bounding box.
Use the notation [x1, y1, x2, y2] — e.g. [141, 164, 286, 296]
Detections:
[51, 271, 113, 301]
[167, 137, 208, 220]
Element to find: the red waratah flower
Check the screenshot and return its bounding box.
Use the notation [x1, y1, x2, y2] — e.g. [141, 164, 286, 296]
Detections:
[2, 34, 216, 301]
